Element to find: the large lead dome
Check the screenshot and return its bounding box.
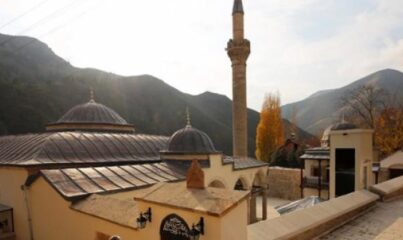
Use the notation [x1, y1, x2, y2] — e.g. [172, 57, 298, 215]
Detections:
[46, 98, 134, 133]
[57, 100, 127, 125]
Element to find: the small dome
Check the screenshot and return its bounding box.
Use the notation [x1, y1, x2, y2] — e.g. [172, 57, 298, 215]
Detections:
[46, 99, 134, 133]
[321, 125, 333, 147]
[321, 119, 357, 147]
[57, 100, 128, 125]
[165, 125, 217, 154]
[331, 122, 357, 131]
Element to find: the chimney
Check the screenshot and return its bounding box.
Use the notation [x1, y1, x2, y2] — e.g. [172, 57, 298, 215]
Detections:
[186, 159, 205, 189]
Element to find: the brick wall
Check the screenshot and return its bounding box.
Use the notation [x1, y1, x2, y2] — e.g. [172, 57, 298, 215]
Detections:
[267, 167, 302, 200]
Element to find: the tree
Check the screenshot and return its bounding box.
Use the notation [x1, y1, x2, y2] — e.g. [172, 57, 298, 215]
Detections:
[341, 85, 387, 128]
[341, 85, 403, 157]
[375, 107, 403, 157]
[270, 139, 301, 168]
[255, 93, 284, 162]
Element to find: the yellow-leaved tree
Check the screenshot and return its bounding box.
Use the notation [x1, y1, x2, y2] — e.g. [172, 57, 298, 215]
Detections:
[375, 107, 403, 157]
[255, 93, 284, 162]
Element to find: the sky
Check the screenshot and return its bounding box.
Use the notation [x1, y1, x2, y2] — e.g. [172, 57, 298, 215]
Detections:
[0, 0, 402, 110]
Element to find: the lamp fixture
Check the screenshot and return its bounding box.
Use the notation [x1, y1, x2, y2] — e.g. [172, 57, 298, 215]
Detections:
[136, 208, 152, 229]
[189, 217, 204, 240]
[108, 236, 121, 240]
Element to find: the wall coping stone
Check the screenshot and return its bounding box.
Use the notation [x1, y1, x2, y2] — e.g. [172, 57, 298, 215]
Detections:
[370, 175, 403, 201]
[248, 190, 379, 240]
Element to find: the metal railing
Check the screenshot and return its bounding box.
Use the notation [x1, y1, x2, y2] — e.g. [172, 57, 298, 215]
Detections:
[303, 177, 329, 189]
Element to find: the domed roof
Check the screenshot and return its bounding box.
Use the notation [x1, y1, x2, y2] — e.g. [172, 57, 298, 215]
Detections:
[165, 124, 217, 154]
[46, 96, 134, 133]
[57, 99, 128, 125]
[320, 120, 357, 147]
[321, 125, 333, 147]
[330, 113, 357, 131]
[331, 122, 357, 131]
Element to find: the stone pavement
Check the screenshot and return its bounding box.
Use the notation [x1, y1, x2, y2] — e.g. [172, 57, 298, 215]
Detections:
[320, 198, 403, 240]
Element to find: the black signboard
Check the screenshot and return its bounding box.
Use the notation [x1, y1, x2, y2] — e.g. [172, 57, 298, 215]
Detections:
[160, 214, 190, 240]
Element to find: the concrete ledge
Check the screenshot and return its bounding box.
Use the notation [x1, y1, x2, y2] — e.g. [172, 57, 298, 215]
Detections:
[370, 175, 403, 202]
[248, 190, 379, 240]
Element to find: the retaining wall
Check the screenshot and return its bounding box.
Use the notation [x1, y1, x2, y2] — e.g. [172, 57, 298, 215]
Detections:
[267, 167, 301, 201]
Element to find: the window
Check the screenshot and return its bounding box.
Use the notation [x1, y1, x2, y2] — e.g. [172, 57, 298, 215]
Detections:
[0, 204, 14, 235]
[311, 167, 320, 177]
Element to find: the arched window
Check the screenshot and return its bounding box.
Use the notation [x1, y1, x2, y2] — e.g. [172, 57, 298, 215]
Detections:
[208, 180, 226, 188]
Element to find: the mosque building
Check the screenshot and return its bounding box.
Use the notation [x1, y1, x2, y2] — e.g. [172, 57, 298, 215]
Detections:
[1, 0, 403, 240]
[0, 90, 269, 240]
[0, 3, 269, 239]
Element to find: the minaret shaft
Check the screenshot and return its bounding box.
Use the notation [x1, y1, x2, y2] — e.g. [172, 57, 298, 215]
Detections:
[233, 14, 244, 40]
[227, 0, 250, 158]
[231, 62, 248, 157]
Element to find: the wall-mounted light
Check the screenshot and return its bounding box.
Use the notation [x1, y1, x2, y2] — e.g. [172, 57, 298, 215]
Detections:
[108, 236, 121, 240]
[189, 217, 204, 240]
[136, 208, 152, 229]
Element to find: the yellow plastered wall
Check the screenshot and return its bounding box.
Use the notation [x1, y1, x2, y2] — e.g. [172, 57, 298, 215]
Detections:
[0, 168, 29, 240]
[329, 129, 373, 198]
[30, 176, 248, 240]
[160, 154, 268, 190]
[203, 154, 268, 190]
[220, 200, 247, 240]
[136, 199, 247, 240]
[30, 177, 140, 240]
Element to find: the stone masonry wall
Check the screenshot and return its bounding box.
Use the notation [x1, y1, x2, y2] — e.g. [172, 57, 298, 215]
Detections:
[267, 167, 302, 201]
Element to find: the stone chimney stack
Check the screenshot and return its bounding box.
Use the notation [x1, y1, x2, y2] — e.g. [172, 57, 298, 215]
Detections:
[186, 159, 205, 189]
[227, 0, 250, 158]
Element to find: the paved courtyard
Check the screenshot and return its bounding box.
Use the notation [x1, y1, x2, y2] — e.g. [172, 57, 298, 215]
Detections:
[320, 198, 403, 240]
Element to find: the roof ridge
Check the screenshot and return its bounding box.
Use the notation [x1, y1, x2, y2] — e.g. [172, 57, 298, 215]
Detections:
[28, 132, 58, 163]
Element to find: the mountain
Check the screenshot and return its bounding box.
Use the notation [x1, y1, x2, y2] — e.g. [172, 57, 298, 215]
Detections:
[282, 69, 403, 135]
[0, 33, 316, 156]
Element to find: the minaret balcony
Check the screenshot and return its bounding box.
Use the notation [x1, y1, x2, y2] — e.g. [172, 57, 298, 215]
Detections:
[226, 39, 250, 62]
[227, 39, 250, 49]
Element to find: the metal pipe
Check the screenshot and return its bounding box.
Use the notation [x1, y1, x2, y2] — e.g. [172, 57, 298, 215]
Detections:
[319, 160, 322, 198]
[21, 185, 34, 240]
[262, 187, 267, 220]
[300, 159, 304, 198]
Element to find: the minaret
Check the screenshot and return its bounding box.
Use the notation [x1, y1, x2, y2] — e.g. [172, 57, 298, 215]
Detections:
[227, 0, 250, 158]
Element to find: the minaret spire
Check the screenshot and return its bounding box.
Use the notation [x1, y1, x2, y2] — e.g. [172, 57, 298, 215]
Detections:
[232, 0, 244, 14]
[89, 87, 95, 102]
[227, 0, 250, 158]
[186, 107, 192, 127]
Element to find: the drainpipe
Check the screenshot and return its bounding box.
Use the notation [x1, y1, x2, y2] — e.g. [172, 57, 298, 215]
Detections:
[300, 159, 304, 198]
[21, 185, 34, 240]
[262, 186, 267, 220]
[318, 159, 322, 199]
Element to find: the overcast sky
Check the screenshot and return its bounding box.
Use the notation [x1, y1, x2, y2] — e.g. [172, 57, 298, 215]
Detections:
[0, 0, 402, 110]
